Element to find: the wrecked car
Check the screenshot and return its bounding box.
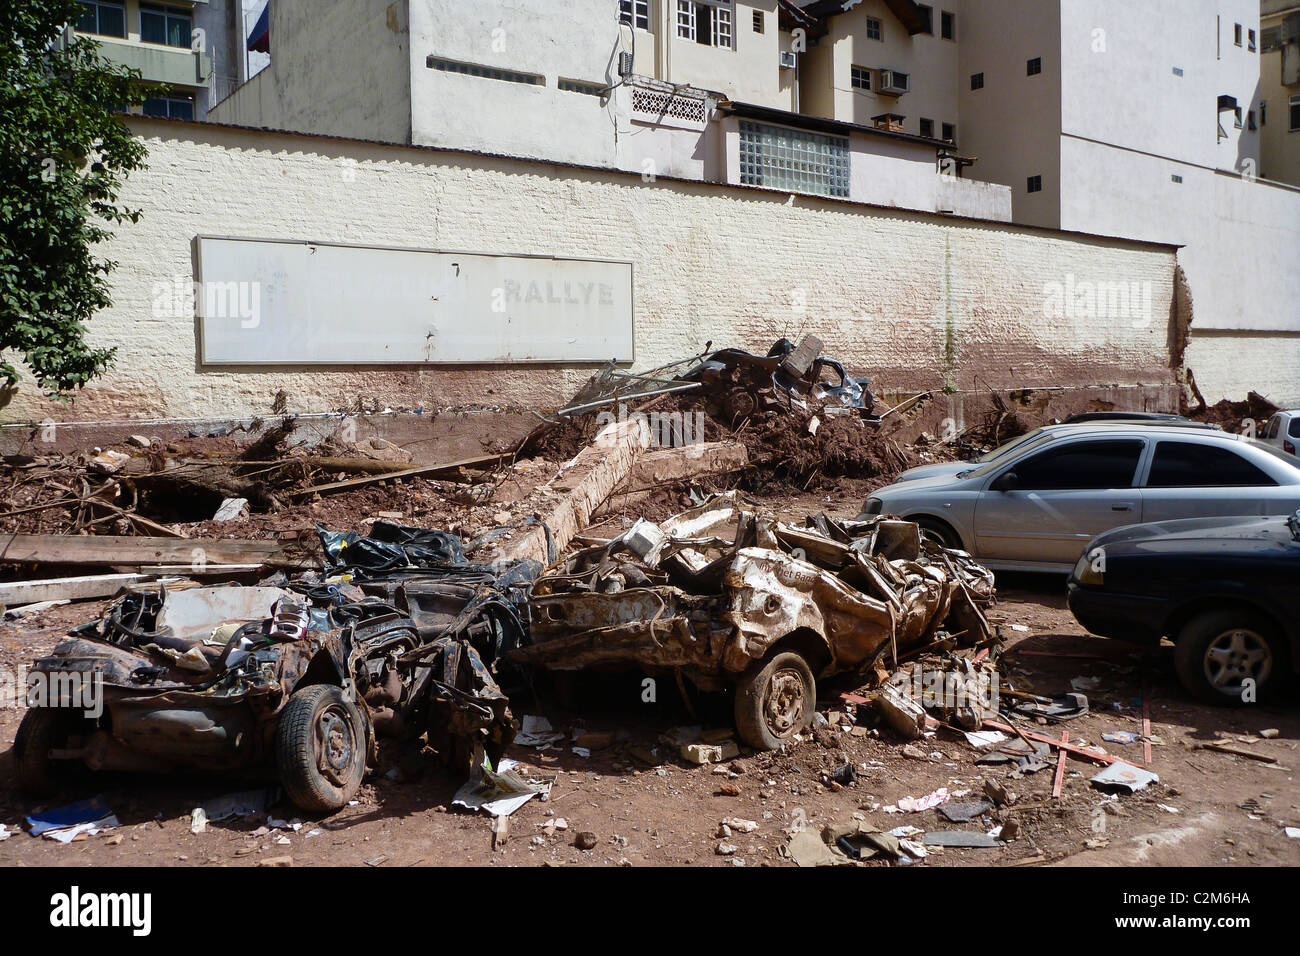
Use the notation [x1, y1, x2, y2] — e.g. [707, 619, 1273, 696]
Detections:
[509, 493, 994, 750]
[15, 523, 540, 814]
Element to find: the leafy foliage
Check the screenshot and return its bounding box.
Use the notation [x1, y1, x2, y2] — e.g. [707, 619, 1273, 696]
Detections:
[0, 0, 151, 398]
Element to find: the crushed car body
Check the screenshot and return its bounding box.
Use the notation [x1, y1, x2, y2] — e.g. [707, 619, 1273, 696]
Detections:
[15, 522, 540, 814]
[510, 493, 995, 749]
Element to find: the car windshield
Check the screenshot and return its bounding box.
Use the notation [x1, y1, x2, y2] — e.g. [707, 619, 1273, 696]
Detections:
[974, 427, 1050, 463]
[966, 431, 1060, 477]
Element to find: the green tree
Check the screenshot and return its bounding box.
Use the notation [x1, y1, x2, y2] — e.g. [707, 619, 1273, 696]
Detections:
[0, 0, 150, 399]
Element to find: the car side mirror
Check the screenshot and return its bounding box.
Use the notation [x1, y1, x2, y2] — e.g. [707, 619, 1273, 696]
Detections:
[991, 471, 1020, 492]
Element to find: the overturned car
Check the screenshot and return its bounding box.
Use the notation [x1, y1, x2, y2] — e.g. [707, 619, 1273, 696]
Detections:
[15, 522, 539, 813]
[510, 494, 995, 749]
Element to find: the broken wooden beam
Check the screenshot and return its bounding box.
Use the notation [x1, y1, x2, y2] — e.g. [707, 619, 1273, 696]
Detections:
[0, 534, 313, 570]
[505, 419, 650, 565]
[0, 572, 153, 607]
[285, 452, 510, 499]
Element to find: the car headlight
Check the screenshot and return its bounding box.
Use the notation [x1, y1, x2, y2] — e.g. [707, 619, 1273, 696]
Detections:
[1072, 550, 1104, 586]
[860, 497, 883, 517]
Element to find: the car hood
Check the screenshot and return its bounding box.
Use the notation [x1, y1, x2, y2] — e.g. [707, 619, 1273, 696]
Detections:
[1089, 514, 1300, 556]
[872, 471, 977, 500]
[895, 461, 972, 482]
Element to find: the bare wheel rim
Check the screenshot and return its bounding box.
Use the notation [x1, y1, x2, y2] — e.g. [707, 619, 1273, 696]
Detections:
[1203, 628, 1272, 691]
[763, 668, 807, 738]
[316, 704, 357, 787]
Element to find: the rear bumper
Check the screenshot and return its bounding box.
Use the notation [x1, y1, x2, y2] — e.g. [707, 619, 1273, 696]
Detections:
[1066, 581, 1168, 645]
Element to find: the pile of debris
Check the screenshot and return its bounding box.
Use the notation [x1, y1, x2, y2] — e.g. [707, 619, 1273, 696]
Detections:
[525, 335, 922, 490]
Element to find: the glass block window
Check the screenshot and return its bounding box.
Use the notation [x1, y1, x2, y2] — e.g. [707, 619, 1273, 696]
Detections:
[739, 121, 849, 199]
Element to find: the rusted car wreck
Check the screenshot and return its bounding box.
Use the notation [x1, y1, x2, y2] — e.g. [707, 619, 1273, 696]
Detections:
[511, 494, 996, 749]
[16, 523, 538, 813]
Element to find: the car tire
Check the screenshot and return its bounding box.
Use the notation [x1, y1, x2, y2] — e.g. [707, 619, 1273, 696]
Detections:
[1173, 609, 1289, 706]
[276, 685, 367, 814]
[734, 650, 816, 750]
[914, 517, 962, 551]
[13, 708, 75, 795]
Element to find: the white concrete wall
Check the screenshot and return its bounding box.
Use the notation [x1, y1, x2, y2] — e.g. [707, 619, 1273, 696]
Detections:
[407, 0, 624, 166]
[957, 0, 1062, 228]
[207, 0, 412, 145]
[0, 119, 1176, 424]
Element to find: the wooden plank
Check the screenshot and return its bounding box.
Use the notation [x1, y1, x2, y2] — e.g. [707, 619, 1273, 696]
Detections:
[1141, 677, 1153, 766]
[982, 719, 1122, 766]
[0, 534, 306, 568]
[0, 572, 154, 607]
[285, 452, 510, 499]
[1052, 729, 1070, 799]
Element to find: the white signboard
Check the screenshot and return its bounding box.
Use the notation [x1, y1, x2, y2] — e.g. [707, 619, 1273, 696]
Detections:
[193, 237, 634, 365]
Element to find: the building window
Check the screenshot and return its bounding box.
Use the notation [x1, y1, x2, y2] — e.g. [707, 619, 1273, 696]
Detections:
[619, 0, 651, 31]
[1262, 26, 1281, 53]
[942, 122, 956, 143]
[1027, 57, 1042, 76]
[559, 78, 606, 96]
[919, 118, 934, 138]
[1234, 22, 1242, 46]
[76, 0, 126, 38]
[970, 72, 984, 90]
[752, 9, 763, 33]
[1248, 29, 1256, 51]
[143, 94, 194, 120]
[1234, 106, 1243, 129]
[739, 120, 849, 198]
[1261, 100, 1267, 125]
[1172, 66, 1184, 76]
[865, 16, 882, 40]
[426, 57, 544, 85]
[1027, 174, 1043, 193]
[140, 3, 192, 48]
[1171, 174, 1184, 183]
[1248, 109, 1257, 131]
[1290, 95, 1300, 132]
[677, 1, 733, 49]
[941, 10, 955, 41]
[916, 4, 934, 35]
[850, 65, 872, 90]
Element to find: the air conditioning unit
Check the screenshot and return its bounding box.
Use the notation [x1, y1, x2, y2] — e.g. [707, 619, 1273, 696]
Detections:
[779, 51, 797, 69]
[879, 70, 910, 94]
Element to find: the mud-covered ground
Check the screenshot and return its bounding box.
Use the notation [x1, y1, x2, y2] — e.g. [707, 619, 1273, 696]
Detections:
[0, 493, 1297, 868]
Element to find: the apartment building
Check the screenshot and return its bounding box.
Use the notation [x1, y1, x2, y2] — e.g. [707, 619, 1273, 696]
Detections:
[207, 0, 1012, 220]
[71, 0, 261, 119]
[1260, 0, 1300, 185]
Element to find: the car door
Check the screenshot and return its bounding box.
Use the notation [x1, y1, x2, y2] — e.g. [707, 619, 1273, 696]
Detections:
[1139, 439, 1283, 522]
[973, 438, 1146, 565]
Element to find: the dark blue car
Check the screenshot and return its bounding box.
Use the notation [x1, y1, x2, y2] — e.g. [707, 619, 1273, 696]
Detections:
[1067, 512, 1299, 704]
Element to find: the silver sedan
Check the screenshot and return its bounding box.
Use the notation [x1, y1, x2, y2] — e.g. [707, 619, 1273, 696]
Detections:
[859, 425, 1300, 572]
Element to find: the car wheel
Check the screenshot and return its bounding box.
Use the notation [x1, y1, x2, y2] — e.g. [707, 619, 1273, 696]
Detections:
[13, 708, 79, 795]
[914, 517, 962, 551]
[1173, 610, 1288, 706]
[734, 650, 815, 750]
[276, 685, 367, 814]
